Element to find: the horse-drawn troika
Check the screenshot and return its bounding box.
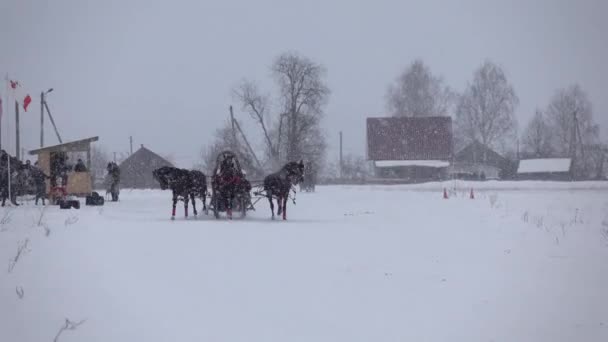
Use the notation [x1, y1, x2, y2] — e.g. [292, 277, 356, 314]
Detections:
[153, 150, 306, 221]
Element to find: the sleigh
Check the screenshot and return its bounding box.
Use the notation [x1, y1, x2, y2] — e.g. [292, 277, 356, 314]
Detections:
[208, 151, 254, 219]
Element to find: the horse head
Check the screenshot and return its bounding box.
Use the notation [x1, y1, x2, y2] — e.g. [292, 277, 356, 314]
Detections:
[153, 166, 175, 190]
[283, 160, 305, 184]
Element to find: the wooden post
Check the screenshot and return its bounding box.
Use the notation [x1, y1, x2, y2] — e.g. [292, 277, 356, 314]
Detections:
[15, 100, 20, 160]
[43, 100, 62, 144]
[229, 106, 238, 151]
[233, 118, 263, 170]
[40, 91, 44, 148]
[339, 131, 343, 179]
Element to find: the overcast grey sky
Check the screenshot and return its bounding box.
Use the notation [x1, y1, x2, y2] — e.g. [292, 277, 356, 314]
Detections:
[1, 0, 606, 167]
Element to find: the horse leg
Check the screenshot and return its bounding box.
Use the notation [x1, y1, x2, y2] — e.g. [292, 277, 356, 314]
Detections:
[191, 193, 198, 216]
[282, 195, 288, 220]
[184, 195, 189, 218]
[267, 192, 275, 219]
[277, 196, 283, 216]
[202, 189, 207, 211]
[227, 194, 233, 220]
[171, 192, 177, 220]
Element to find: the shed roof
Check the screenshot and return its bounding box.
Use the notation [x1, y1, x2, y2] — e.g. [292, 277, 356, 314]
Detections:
[29, 136, 99, 155]
[367, 116, 452, 161]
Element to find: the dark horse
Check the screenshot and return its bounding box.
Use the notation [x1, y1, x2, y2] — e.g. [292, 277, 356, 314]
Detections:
[263, 160, 305, 220]
[152, 166, 207, 220]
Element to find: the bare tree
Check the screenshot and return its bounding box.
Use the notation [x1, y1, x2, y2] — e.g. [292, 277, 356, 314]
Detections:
[233, 81, 278, 162]
[455, 61, 519, 152]
[272, 52, 329, 164]
[232, 52, 330, 170]
[386, 59, 453, 117]
[546, 84, 597, 154]
[198, 120, 261, 177]
[545, 84, 600, 178]
[90, 145, 110, 184]
[521, 109, 553, 157]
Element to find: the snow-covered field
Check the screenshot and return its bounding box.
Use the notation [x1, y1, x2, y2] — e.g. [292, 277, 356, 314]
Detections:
[1, 182, 608, 342]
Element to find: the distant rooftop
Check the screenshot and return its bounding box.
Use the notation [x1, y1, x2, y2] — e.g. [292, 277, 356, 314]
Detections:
[517, 158, 571, 174]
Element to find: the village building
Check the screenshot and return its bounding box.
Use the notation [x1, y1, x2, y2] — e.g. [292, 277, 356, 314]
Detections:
[366, 116, 453, 182]
[516, 158, 573, 181]
[118, 145, 174, 189]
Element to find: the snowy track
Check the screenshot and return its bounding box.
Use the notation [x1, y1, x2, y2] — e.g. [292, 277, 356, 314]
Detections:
[1, 184, 608, 341]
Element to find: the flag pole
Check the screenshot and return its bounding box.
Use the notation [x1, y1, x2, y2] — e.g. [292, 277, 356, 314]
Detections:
[5, 73, 11, 204]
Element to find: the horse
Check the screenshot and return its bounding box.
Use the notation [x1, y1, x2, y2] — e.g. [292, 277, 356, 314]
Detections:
[152, 166, 207, 220]
[263, 160, 305, 220]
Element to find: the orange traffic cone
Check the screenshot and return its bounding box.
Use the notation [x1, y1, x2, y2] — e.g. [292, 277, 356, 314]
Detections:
[443, 188, 449, 199]
[470, 188, 475, 199]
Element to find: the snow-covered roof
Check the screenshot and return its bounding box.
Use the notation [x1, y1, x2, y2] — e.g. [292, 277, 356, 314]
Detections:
[517, 158, 572, 174]
[375, 160, 450, 168]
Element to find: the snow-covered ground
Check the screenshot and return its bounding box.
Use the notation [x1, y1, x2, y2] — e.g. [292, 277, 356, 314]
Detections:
[1, 182, 608, 342]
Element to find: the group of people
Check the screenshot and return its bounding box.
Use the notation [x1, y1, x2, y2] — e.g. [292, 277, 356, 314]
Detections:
[0, 149, 122, 206]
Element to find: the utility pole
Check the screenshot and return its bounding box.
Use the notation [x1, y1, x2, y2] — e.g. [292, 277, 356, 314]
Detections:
[339, 131, 343, 179]
[229, 106, 238, 152]
[43, 100, 62, 144]
[15, 101, 19, 160]
[40, 91, 44, 147]
[130, 136, 133, 155]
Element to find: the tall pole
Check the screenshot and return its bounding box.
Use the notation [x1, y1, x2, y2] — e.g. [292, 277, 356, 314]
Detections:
[129, 136, 133, 155]
[43, 100, 62, 143]
[339, 131, 343, 179]
[15, 100, 19, 160]
[229, 106, 238, 152]
[40, 91, 44, 147]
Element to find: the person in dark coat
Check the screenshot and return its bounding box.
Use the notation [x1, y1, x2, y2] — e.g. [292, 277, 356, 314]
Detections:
[31, 163, 50, 205]
[107, 162, 121, 201]
[74, 159, 87, 172]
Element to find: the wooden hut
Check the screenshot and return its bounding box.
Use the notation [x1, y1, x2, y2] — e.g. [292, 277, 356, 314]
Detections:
[28, 137, 99, 196]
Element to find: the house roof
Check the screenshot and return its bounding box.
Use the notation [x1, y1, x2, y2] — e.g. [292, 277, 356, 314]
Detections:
[29, 136, 99, 155]
[455, 140, 508, 167]
[517, 158, 572, 174]
[119, 145, 173, 170]
[367, 116, 453, 161]
[375, 160, 450, 168]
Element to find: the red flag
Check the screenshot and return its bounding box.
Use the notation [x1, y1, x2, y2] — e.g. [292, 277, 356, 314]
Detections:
[10, 80, 19, 89]
[23, 94, 32, 111]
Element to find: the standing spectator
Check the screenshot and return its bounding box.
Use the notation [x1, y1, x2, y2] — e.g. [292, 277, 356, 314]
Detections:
[107, 162, 121, 201]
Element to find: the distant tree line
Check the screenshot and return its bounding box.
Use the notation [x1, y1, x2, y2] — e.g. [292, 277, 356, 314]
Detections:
[386, 59, 606, 179]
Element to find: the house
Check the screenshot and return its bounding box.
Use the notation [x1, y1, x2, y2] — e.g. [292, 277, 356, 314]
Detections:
[118, 145, 174, 189]
[367, 116, 453, 182]
[516, 158, 573, 181]
[449, 140, 513, 180]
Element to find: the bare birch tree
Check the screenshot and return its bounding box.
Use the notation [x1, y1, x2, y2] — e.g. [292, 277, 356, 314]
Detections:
[232, 52, 330, 170]
[386, 59, 452, 117]
[521, 109, 553, 157]
[455, 61, 519, 152]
